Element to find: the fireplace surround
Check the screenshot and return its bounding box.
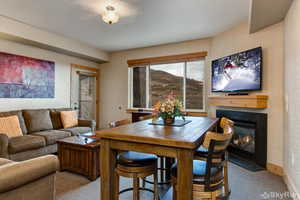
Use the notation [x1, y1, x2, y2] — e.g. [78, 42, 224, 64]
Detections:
[216, 110, 267, 169]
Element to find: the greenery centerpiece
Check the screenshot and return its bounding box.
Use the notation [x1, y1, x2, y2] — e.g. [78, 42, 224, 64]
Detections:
[153, 92, 185, 125]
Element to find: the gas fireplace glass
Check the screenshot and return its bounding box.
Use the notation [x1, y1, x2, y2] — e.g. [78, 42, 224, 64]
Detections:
[231, 122, 256, 154]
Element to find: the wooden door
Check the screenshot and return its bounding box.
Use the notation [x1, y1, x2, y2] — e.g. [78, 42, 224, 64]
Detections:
[71, 64, 100, 128]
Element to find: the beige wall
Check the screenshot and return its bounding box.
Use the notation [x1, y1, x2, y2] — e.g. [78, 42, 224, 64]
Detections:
[208, 21, 284, 167]
[284, 0, 300, 195]
[100, 38, 212, 128]
[100, 21, 285, 168]
[0, 38, 100, 112]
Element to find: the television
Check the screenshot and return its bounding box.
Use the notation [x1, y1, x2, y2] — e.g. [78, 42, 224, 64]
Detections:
[211, 47, 262, 93]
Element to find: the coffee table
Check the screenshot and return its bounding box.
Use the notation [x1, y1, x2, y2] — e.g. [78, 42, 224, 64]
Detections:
[57, 135, 101, 181]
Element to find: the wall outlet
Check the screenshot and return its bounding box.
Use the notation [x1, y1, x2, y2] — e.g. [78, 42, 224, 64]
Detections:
[291, 151, 295, 167]
[285, 94, 289, 113]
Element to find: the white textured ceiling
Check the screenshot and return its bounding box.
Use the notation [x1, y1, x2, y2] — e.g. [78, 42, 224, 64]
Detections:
[0, 0, 250, 51]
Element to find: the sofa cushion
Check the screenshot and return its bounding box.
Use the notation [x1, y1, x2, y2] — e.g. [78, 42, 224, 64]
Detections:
[50, 108, 72, 130]
[8, 135, 46, 154]
[61, 127, 91, 136]
[31, 130, 71, 145]
[0, 115, 23, 138]
[60, 111, 78, 128]
[0, 110, 27, 135]
[23, 109, 53, 133]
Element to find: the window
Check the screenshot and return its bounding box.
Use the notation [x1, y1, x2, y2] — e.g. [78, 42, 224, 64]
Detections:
[150, 62, 184, 107]
[128, 52, 206, 111]
[186, 61, 205, 110]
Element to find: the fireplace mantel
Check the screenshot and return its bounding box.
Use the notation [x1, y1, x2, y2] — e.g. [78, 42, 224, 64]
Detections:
[208, 95, 268, 109]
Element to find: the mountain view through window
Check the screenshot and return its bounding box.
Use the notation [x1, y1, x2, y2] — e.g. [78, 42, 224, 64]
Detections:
[131, 60, 205, 110]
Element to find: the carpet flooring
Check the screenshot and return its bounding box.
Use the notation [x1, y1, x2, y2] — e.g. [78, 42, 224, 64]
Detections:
[56, 162, 290, 200]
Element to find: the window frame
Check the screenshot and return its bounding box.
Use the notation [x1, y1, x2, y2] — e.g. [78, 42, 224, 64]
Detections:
[128, 59, 206, 112]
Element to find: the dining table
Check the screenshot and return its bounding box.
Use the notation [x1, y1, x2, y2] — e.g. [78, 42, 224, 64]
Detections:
[95, 116, 219, 200]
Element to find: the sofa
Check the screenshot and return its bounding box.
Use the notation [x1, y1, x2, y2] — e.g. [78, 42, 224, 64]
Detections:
[0, 108, 96, 161]
[0, 155, 59, 200]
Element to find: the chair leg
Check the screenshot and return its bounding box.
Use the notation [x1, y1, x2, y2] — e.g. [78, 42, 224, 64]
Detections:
[165, 157, 172, 181]
[133, 178, 140, 200]
[211, 191, 217, 200]
[224, 153, 230, 196]
[153, 172, 159, 200]
[114, 173, 120, 200]
[160, 157, 164, 182]
[142, 178, 146, 188]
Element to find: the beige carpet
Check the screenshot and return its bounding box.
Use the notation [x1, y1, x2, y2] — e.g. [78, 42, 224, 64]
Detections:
[56, 162, 290, 200]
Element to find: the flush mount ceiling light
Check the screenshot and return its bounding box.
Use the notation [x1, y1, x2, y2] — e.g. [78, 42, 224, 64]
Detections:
[102, 5, 119, 24]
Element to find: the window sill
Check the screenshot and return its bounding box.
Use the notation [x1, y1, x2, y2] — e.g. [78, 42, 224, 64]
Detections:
[185, 111, 208, 117]
[126, 108, 208, 117]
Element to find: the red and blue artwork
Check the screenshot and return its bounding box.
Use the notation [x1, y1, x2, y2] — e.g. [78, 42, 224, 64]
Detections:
[0, 52, 55, 98]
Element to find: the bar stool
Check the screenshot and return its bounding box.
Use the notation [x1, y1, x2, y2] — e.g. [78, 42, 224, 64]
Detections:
[109, 119, 159, 200]
[138, 115, 175, 186]
[194, 117, 234, 197]
[172, 127, 234, 200]
[116, 152, 159, 200]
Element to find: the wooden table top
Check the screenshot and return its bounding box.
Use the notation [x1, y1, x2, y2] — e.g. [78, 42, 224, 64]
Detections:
[96, 117, 218, 149]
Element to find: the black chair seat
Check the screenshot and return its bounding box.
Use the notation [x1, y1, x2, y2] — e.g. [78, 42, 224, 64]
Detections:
[118, 151, 158, 167]
[195, 146, 223, 158]
[171, 160, 223, 184]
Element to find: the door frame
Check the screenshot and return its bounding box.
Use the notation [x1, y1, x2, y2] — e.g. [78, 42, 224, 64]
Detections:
[71, 64, 100, 129]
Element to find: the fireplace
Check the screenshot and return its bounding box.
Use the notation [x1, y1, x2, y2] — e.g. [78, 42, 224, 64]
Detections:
[232, 121, 256, 154]
[216, 110, 267, 170]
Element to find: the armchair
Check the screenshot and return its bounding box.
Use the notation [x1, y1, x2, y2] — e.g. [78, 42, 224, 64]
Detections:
[0, 155, 59, 200]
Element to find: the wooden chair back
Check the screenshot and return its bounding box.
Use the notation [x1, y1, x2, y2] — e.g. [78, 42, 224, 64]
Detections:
[203, 129, 234, 192]
[220, 117, 234, 129]
[109, 119, 131, 128]
[202, 131, 233, 151]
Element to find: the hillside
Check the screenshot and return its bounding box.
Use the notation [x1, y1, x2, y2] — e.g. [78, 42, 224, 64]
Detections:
[150, 70, 203, 109]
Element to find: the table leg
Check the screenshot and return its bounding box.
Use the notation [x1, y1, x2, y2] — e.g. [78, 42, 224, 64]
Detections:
[176, 149, 193, 200]
[100, 139, 117, 200]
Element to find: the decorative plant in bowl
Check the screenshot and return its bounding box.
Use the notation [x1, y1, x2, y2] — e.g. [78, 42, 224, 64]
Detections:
[153, 92, 185, 125]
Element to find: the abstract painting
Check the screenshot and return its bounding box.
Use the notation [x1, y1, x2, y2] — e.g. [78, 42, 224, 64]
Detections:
[0, 52, 55, 98]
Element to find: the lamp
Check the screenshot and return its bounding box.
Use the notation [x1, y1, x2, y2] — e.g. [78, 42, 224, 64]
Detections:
[102, 6, 119, 24]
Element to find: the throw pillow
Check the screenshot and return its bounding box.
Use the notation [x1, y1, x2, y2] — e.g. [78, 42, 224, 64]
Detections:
[23, 109, 54, 133]
[0, 110, 27, 134]
[0, 115, 23, 138]
[49, 108, 73, 129]
[60, 111, 78, 129]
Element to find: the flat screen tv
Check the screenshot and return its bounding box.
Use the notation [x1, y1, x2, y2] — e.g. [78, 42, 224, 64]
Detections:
[211, 47, 262, 92]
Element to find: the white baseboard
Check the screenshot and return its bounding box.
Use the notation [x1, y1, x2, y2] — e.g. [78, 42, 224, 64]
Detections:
[284, 171, 300, 200]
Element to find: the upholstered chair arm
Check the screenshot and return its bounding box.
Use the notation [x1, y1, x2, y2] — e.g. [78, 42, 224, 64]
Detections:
[0, 133, 9, 158]
[0, 155, 59, 193]
[78, 119, 96, 131]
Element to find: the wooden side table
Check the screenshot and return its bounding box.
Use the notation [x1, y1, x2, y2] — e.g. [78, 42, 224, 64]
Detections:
[57, 136, 101, 181]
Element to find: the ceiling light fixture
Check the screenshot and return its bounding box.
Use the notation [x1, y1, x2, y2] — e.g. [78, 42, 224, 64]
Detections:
[102, 6, 119, 24]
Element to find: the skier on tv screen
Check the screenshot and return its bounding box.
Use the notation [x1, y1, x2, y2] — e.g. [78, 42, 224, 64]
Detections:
[223, 60, 238, 80]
